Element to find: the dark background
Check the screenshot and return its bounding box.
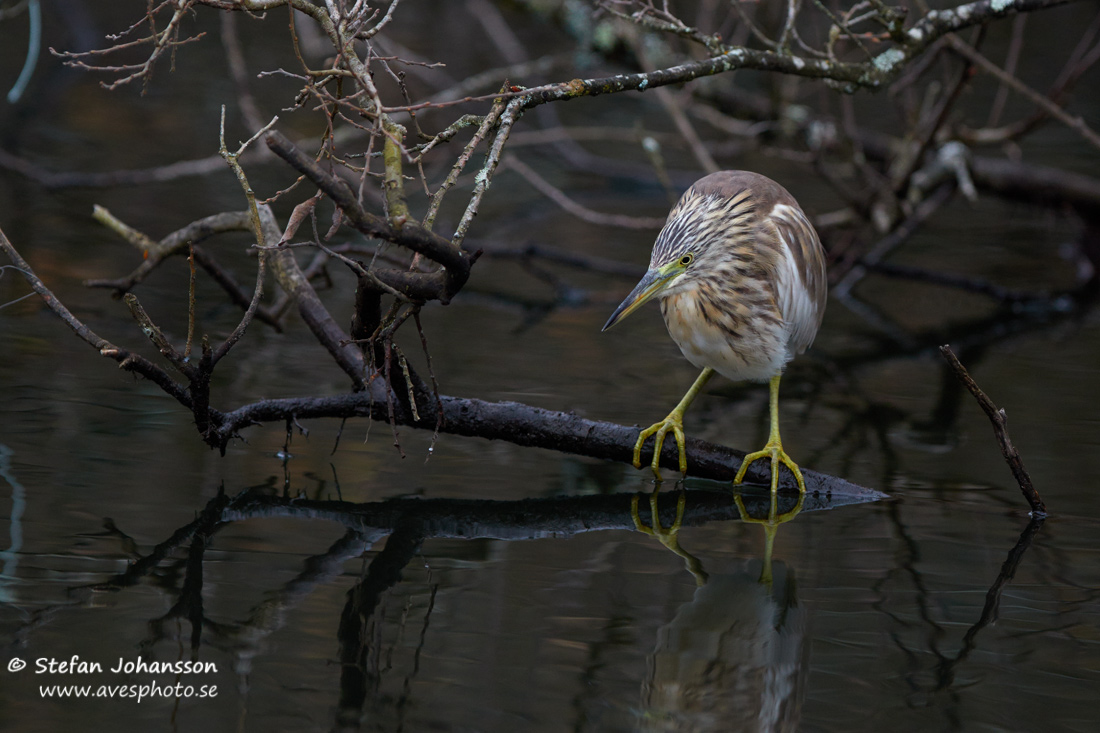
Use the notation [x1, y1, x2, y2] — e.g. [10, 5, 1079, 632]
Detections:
[1, 2, 1098, 731]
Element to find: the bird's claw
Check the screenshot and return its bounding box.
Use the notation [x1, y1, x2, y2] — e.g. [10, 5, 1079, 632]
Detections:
[732, 491, 805, 528]
[733, 440, 807, 493]
[631, 490, 707, 585]
[632, 413, 688, 478]
[630, 490, 686, 541]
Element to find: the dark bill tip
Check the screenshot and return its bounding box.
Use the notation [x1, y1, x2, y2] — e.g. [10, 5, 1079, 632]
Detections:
[601, 268, 668, 332]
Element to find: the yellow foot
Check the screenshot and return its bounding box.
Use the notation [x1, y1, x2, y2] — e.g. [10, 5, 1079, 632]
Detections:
[631, 489, 707, 585]
[633, 414, 687, 479]
[631, 488, 685, 544]
[732, 491, 805, 529]
[733, 490, 805, 588]
[733, 441, 807, 493]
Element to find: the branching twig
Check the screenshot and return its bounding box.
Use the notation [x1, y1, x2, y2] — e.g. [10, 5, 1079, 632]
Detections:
[945, 33, 1100, 152]
[123, 292, 196, 379]
[0, 226, 196, 409]
[86, 210, 254, 291]
[50, 0, 202, 92]
[212, 107, 279, 366]
[452, 96, 526, 247]
[265, 130, 475, 303]
[422, 102, 505, 229]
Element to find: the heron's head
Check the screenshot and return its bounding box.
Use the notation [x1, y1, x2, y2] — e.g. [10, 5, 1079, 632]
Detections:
[602, 186, 750, 332]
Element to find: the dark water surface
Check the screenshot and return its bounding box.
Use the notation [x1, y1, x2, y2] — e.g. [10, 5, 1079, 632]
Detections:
[2, 4, 1100, 732]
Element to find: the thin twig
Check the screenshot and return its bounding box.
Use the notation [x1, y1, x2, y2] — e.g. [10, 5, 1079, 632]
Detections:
[986, 14, 1027, 127]
[938, 345, 1047, 516]
[123, 293, 195, 378]
[945, 34, 1100, 152]
[422, 102, 505, 229]
[413, 310, 444, 461]
[185, 244, 196, 358]
[212, 106, 278, 366]
[503, 155, 666, 229]
[190, 245, 285, 330]
[220, 12, 267, 136]
[0, 226, 195, 408]
[86, 210, 254, 291]
[452, 96, 526, 247]
[92, 205, 158, 254]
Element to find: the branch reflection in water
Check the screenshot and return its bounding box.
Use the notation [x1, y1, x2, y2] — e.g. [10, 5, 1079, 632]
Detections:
[12, 482, 879, 728]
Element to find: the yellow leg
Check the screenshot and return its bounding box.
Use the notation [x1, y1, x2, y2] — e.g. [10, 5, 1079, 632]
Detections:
[634, 368, 714, 478]
[733, 489, 805, 588]
[631, 489, 707, 586]
[733, 374, 807, 493]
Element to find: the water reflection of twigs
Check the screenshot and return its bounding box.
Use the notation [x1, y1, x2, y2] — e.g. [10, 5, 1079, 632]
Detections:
[933, 517, 1046, 692]
[0, 444, 27, 605]
[876, 504, 1048, 716]
[11, 487, 867, 651]
[336, 520, 428, 730]
[7, 484, 877, 728]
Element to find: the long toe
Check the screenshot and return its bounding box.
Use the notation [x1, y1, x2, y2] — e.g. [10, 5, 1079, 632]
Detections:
[777, 450, 807, 493]
[631, 490, 686, 549]
[633, 415, 689, 478]
[734, 442, 806, 493]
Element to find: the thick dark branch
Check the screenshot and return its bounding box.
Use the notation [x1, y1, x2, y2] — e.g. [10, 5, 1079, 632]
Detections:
[262, 207, 368, 389]
[939, 345, 1046, 516]
[265, 130, 475, 303]
[212, 389, 870, 496]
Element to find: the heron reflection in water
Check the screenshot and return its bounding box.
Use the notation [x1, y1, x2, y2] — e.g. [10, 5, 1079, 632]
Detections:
[634, 490, 807, 732]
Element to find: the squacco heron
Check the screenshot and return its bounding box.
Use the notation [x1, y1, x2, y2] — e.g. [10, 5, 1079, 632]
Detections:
[603, 171, 827, 493]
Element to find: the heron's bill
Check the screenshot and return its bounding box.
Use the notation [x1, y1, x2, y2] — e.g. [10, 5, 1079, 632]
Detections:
[602, 268, 675, 331]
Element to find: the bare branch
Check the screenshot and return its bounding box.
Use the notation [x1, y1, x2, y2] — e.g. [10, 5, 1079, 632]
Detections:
[85, 211, 254, 292]
[503, 155, 666, 229]
[452, 97, 526, 247]
[0, 226, 195, 408]
[939, 345, 1047, 516]
[945, 34, 1100, 152]
[211, 389, 875, 495]
[265, 130, 475, 303]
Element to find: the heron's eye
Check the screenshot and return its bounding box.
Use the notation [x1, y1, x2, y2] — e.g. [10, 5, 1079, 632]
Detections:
[679, 253, 694, 267]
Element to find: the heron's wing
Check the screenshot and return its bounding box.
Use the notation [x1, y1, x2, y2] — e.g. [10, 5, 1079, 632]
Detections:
[769, 204, 827, 354]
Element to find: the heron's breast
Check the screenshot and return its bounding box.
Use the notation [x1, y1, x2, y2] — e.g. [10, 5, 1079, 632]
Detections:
[660, 290, 790, 382]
